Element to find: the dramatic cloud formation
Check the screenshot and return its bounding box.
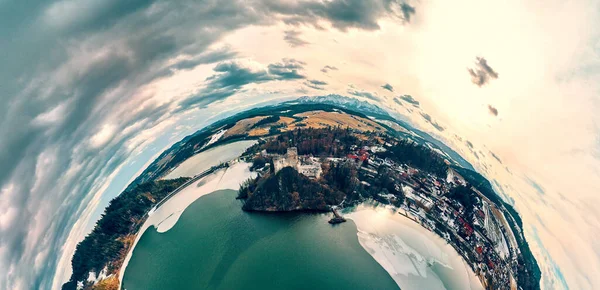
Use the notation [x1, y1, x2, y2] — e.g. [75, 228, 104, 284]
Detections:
[468, 57, 499, 87]
[0, 1, 420, 288]
[1, 1, 599, 290]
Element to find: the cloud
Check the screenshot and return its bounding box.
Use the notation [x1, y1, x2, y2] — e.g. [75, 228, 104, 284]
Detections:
[266, 0, 417, 31]
[381, 83, 394, 92]
[321, 65, 338, 73]
[465, 140, 474, 149]
[393, 98, 403, 106]
[398, 94, 420, 107]
[304, 79, 328, 90]
[209, 61, 273, 89]
[267, 58, 307, 80]
[284, 30, 310, 47]
[179, 58, 308, 110]
[399, 3, 416, 23]
[420, 112, 445, 131]
[348, 89, 380, 101]
[468, 57, 499, 87]
[490, 151, 503, 164]
[168, 47, 238, 71]
[488, 104, 499, 116]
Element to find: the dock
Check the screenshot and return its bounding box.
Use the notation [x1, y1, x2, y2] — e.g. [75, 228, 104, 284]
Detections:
[328, 208, 347, 224]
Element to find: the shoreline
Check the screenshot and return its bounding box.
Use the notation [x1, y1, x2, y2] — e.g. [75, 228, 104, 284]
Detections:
[346, 204, 484, 290]
[117, 162, 256, 289]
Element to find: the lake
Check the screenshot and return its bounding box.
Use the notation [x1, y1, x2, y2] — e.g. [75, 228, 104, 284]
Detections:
[122, 190, 399, 290]
[162, 140, 257, 179]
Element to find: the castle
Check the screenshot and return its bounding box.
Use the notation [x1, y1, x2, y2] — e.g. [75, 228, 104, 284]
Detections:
[272, 147, 322, 179]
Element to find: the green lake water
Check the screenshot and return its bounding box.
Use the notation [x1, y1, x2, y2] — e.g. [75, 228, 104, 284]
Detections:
[122, 189, 399, 290]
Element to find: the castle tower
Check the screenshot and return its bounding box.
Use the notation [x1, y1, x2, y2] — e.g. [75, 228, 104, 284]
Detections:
[287, 147, 299, 168]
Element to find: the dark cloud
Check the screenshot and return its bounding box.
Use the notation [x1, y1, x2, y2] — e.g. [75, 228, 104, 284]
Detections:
[304, 79, 328, 90]
[400, 3, 416, 22]
[321, 65, 339, 73]
[466, 140, 474, 149]
[399, 94, 420, 107]
[488, 104, 499, 116]
[420, 112, 445, 132]
[348, 89, 380, 101]
[267, 0, 417, 31]
[267, 58, 307, 80]
[284, 30, 310, 47]
[180, 58, 308, 110]
[169, 47, 238, 71]
[490, 151, 503, 164]
[468, 57, 499, 87]
[393, 98, 403, 106]
[209, 62, 273, 89]
[381, 83, 394, 92]
[308, 79, 327, 86]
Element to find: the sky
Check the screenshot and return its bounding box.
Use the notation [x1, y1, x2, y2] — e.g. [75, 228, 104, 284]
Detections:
[0, 0, 599, 289]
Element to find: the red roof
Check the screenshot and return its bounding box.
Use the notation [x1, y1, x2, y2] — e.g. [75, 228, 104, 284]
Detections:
[477, 210, 485, 218]
[458, 218, 473, 236]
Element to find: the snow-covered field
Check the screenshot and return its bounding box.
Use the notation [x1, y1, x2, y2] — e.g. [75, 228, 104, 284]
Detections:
[201, 129, 227, 149]
[347, 205, 483, 290]
[118, 162, 256, 288]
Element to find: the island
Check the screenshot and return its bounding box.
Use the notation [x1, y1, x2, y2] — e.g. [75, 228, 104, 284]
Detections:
[62, 95, 540, 290]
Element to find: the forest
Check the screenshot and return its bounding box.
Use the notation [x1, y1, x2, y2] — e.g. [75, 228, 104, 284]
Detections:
[377, 139, 448, 177]
[240, 167, 344, 211]
[62, 177, 190, 290]
[261, 127, 364, 157]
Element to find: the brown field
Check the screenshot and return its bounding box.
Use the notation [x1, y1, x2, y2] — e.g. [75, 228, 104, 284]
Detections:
[91, 276, 119, 290]
[223, 116, 267, 138]
[290, 111, 385, 132]
[225, 111, 384, 139]
[248, 116, 296, 136]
